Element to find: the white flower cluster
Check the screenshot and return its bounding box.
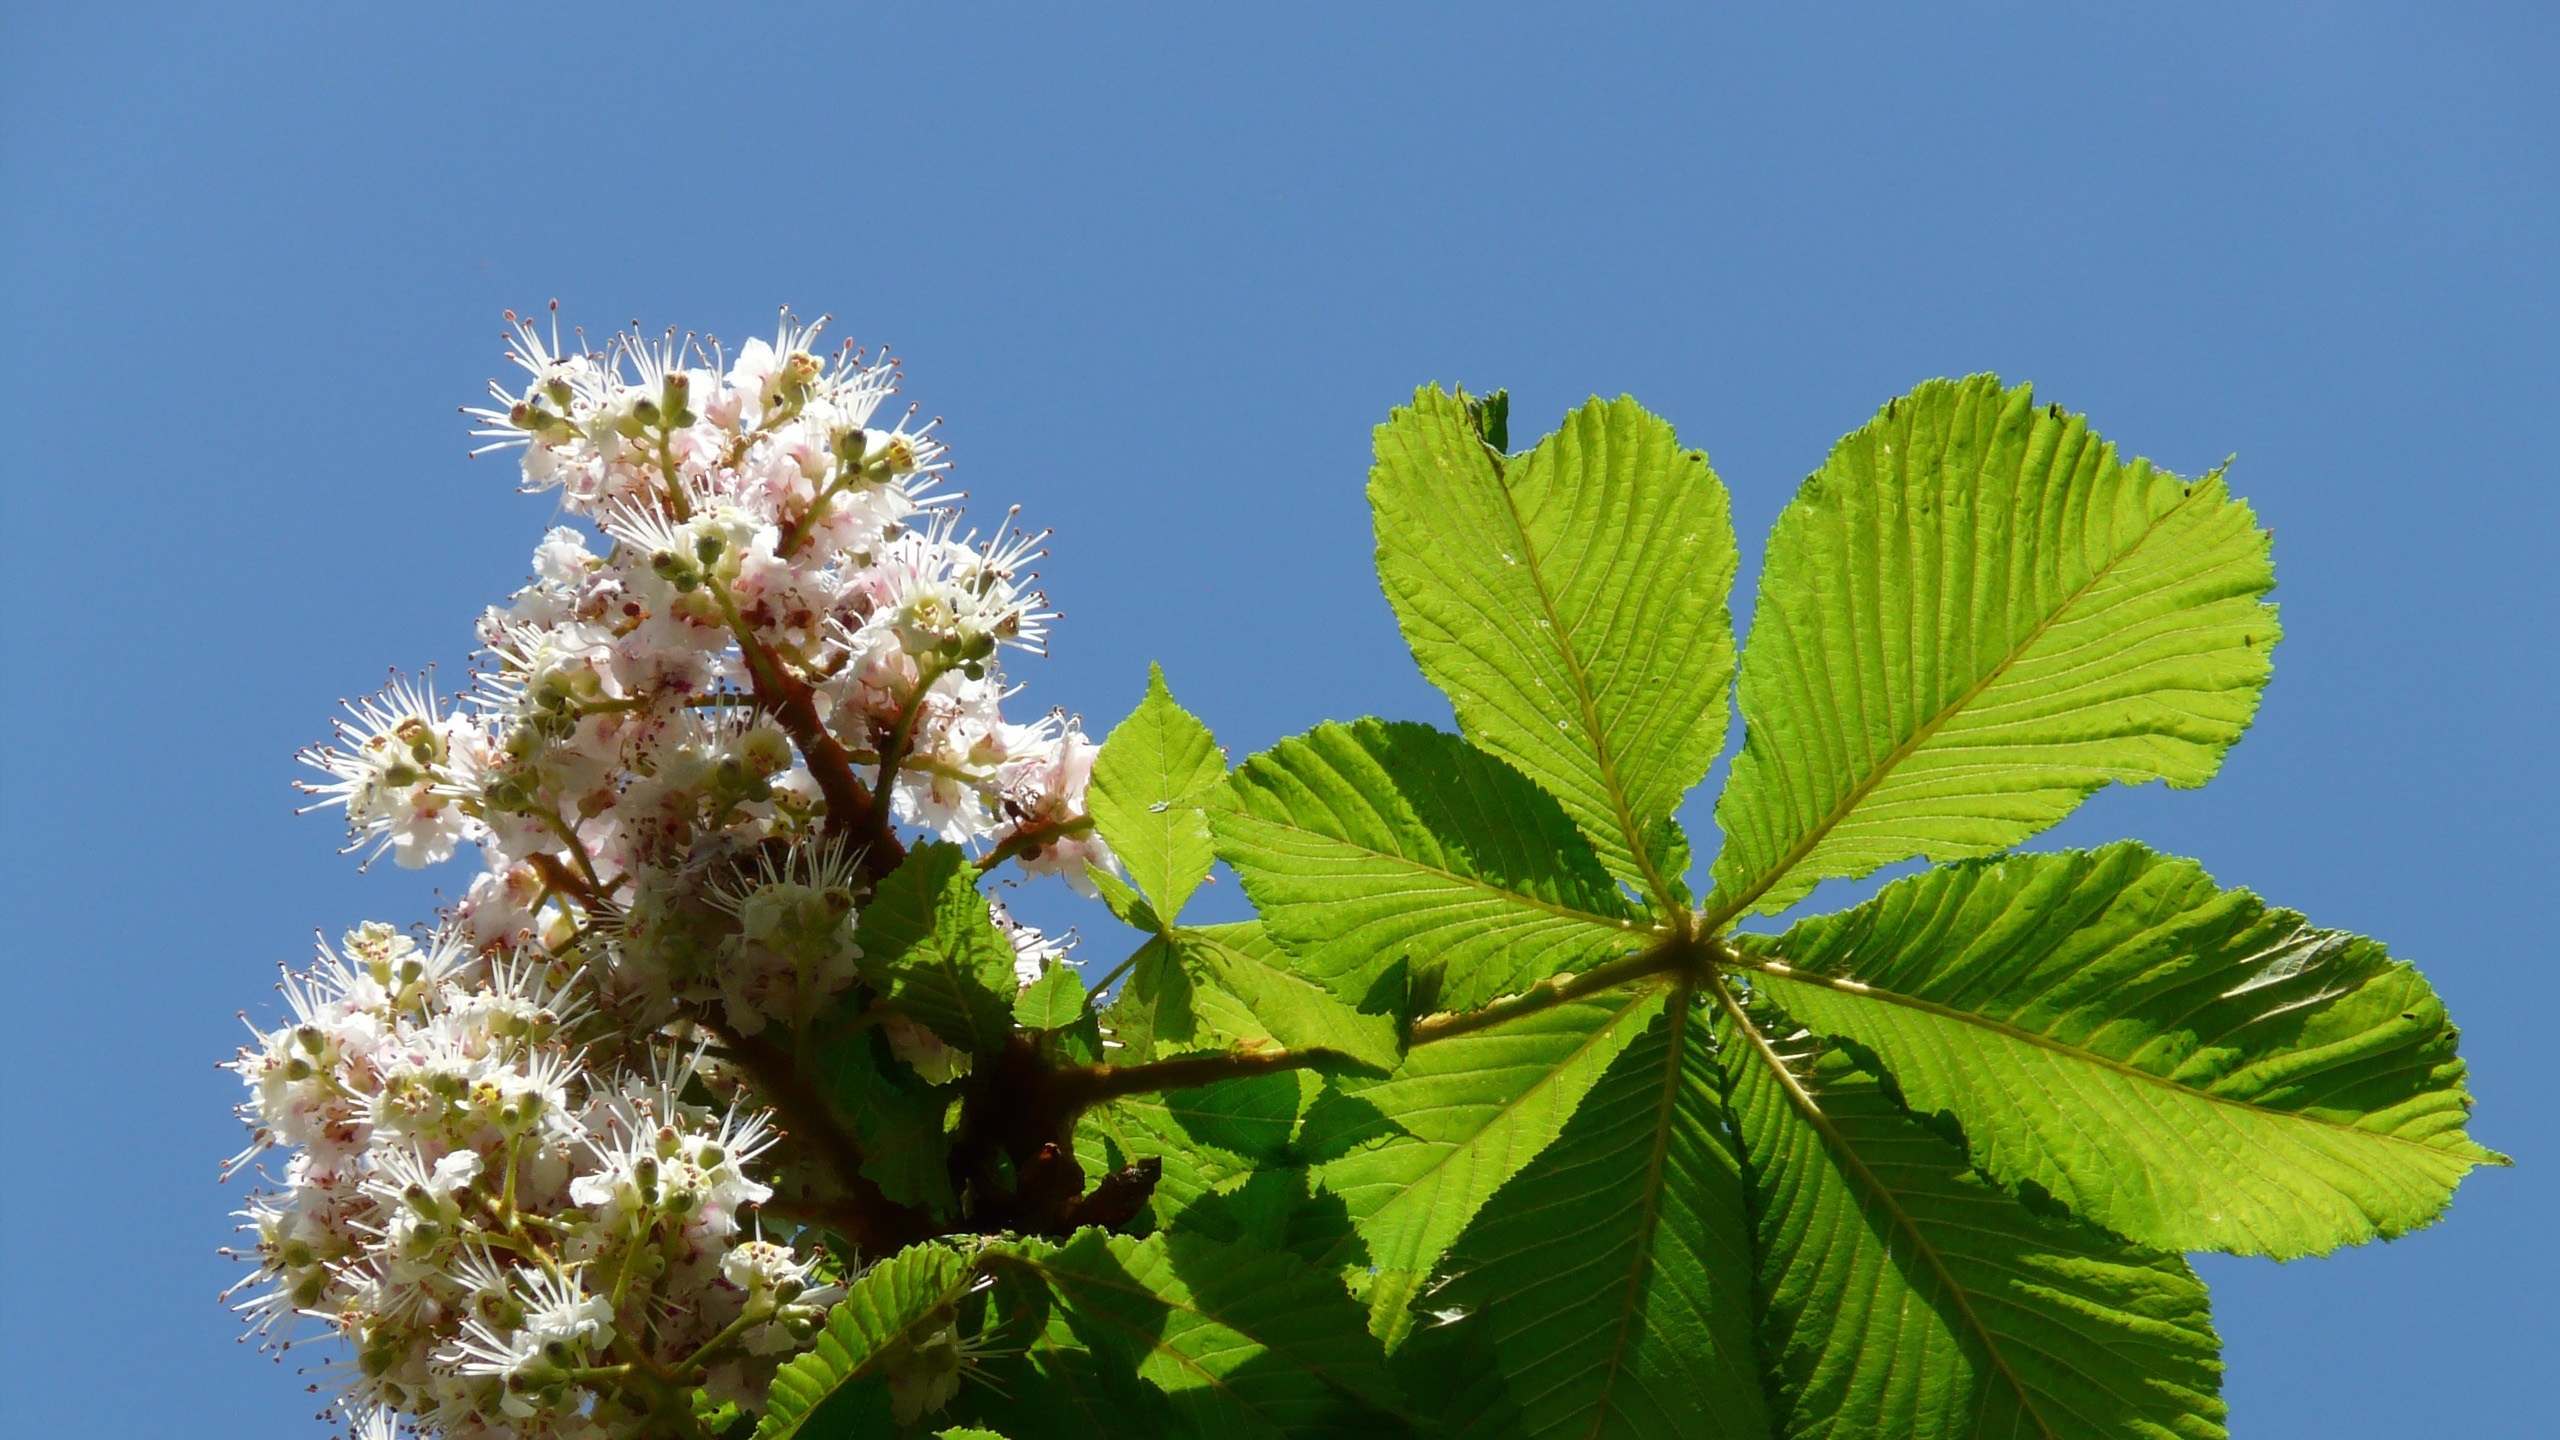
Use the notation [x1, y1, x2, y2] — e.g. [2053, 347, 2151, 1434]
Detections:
[227, 925, 834, 1439]
[294, 310, 1111, 1032]
[238, 314, 1111, 1438]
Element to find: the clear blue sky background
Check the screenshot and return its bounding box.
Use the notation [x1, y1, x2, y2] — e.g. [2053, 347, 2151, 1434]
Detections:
[3, 4, 2552, 1435]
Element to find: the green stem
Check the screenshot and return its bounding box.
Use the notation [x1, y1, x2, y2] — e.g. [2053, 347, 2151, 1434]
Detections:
[1082, 939, 1152, 1007]
[1048, 1044, 1341, 1107]
[535, 807, 608, 894]
[1406, 934, 1713, 1046]
[669, 1304, 769, 1381]
[869, 663, 950, 819]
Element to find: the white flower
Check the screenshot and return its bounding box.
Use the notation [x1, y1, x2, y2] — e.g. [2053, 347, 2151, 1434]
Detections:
[519, 1268, 616, 1349]
[531, 526, 598, 586]
[990, 900, 1068, 989]
[299, 675, 491, 869]
[721, 1238, 814, 1296]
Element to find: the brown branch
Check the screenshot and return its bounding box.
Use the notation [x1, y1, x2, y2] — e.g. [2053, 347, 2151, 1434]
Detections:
[703, 1018, 935, 1253]
[713, 588, 904, 880]
[528, 852, 611, 914]
[976, 814, 1097, 873]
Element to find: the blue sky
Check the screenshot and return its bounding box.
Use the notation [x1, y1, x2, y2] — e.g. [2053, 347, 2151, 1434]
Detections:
[2, 4, 2552, 1435]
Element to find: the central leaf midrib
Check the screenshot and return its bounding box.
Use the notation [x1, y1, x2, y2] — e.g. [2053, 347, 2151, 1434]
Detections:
[1486, 437, 1679, 913]
[1742, 959, 2465, 1162]
[1581, 988, 1695, 1439]
[1712, 980, 2059, 1440]
[1708, 479, 2204, 927]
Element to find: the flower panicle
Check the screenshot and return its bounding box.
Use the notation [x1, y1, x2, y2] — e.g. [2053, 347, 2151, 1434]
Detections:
[248, 311, 1129, 1438]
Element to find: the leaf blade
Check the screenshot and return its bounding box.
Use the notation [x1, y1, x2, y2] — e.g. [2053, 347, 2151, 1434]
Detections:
[856, 841, 1019, 1057]
[1175, 922, 1404, 1073]
[1426, 992, 1769, 1439]
[1736, 843, 2496, 1257]
[1014, 963, 1091, 1031]
[1090, 664, 1229, 923]
[993, 1230, 1408, 1438]
[1211, 719, 1649, 1017]
[756, 1242, 982, 1440]
[1307, 986, 1665, 1278]
[1709, 376, 2279, 920]
[1718, 1001, 2228, 1440]
[1372, 388, 1738, 904]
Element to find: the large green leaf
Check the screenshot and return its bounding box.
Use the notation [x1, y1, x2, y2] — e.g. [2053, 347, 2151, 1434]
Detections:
[1305, 987, 1664, 1278]
[1371, 388, 1737, 905]
[1735, 844, 2498, 1257]
[1425, 992, 1768, 1440]
[1091, 664, 1229, 922]
[1708, 376, 2279, 921]
[1176, 922, 1404, 1072]
[1212, 719, 1652, 1016]
[757, 1242, 984, 1440]
[985, 1230, 1408, 1438]
[856, 841, 1019, 1056]
[1719, 1007, 2227, 1440]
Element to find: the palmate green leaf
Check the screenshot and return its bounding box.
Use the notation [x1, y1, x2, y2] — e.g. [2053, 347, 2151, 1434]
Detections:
[983, 1230, 1409, 1439]
[1371, 387, 1738, 906]
[856, 841, 1018, 1056]
[1425, 994, 1768, 1440]
[1708, 376, 2279, 921]
[1719, 1012, 2227, 1440]
[1305, 988, 1664, 1279]
[1735, 844, 2500, 1257]
[756, 1242, 983, 1440]
[1091, 664, 1230, 922]
[1212, 719, 1651, 1017]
